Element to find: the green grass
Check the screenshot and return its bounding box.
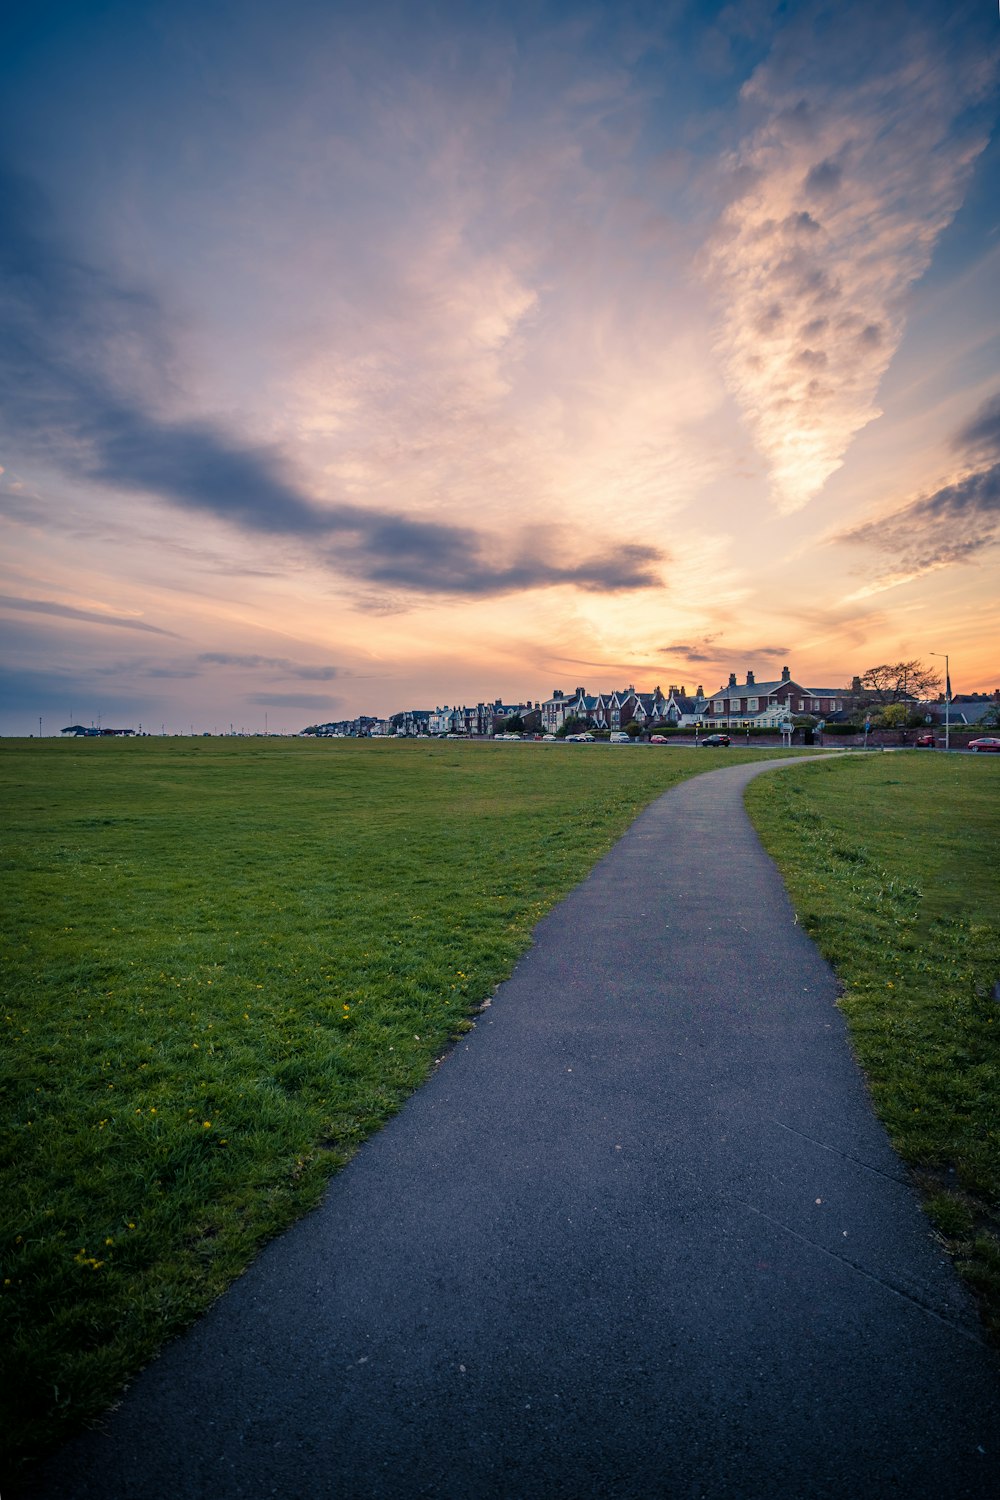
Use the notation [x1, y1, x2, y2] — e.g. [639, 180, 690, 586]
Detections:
[1, 734, 799, 1474]
[745, 752, 1000, 1335]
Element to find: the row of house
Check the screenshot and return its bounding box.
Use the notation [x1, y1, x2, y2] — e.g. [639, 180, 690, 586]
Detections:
[539, 667, 847, 733]
[306, 668, 999, 739]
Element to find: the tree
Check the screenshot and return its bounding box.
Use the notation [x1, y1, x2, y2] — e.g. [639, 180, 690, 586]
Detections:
[853, 660, 941, 706]
[876, 703, 910, 729]
[502, 714, 525, 734]
[555, 714, 587, 739]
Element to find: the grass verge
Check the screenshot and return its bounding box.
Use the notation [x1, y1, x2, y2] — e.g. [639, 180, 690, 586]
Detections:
[1, 735, 798, 1475]
[745, 752, 1000, 1336]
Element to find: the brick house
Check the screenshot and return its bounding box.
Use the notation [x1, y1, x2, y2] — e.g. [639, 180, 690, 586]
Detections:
[705, 667, 846, 728]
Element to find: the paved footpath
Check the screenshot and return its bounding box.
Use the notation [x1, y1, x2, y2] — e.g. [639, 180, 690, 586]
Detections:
[24, 758, 999, 1499]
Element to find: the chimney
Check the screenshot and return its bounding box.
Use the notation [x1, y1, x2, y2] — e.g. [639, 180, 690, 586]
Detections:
[696, 684, 703, 698]
[728, 672, 737, 688]
[747, 670, 755, 686]
[781, 665, 791, 683]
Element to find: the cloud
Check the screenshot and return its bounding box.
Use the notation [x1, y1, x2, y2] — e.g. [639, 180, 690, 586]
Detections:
[660, 641, 719, 664]
[0, 665, 153, 722]
[954, 391, 1000, 463]
[198, 653, 339, 680]
[0, 593, 178, 635]
[706, 2, 995, 512]
[835, 391, 1000, 594]
[838, 462, 1000, 584]
[0, 163, 663, 599]
[245, 692, 339, 709]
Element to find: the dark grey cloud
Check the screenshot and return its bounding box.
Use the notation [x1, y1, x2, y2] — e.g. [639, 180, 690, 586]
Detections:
[662, 639, 788, 665]
[198, 653, 339, 680]
[784, 210, 822, 234]
[954, 392, 1000, 462]
[662, 642, 717, 663]
[738, 644, 790, 659]
[0, 593, 179, 635]
[838, 462, 1000, 573]
[795, 348, 827, 368]
[0, 164, 663, 599]
[0, 665, 153, 724]
[245, 692, 339, 710]
[837, 394, 1000, 578]
[804, 158, 843, 196]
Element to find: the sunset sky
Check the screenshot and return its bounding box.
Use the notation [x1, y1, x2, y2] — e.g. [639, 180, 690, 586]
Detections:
[1, 0, 998, 734]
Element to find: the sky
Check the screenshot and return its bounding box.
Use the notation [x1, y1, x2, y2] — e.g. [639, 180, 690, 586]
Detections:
[1, 0, 998, 734]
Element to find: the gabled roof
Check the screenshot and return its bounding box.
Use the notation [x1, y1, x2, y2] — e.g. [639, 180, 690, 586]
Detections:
[709, 677, 800, 698]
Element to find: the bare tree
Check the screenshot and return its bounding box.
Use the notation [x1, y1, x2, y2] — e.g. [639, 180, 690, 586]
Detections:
[853, 660, 941, 706]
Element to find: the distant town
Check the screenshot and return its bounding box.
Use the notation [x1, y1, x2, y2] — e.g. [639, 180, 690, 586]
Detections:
[60, 663, 999, 740]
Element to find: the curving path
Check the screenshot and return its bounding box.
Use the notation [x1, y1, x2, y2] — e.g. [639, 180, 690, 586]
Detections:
[24, 757, 999, 1498]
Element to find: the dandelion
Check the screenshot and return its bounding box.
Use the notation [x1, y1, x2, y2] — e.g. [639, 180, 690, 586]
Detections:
[203, 1121, 211, 1129]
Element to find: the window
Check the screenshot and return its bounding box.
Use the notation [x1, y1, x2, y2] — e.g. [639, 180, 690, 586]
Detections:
[730, 699, 741, 712]
[714, 699, 724, 712]
[748, 697, 758, 711]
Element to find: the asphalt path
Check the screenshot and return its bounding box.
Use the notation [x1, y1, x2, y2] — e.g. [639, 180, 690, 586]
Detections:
[23, 756, 998, 1499]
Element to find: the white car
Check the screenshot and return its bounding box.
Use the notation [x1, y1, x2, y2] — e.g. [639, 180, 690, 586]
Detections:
[609, 731, 631, 743]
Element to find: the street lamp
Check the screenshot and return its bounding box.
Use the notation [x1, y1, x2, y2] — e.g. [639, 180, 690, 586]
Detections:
[931, 652, 950, 751]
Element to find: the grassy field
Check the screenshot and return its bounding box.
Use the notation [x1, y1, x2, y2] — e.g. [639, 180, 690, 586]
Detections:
[746, 752, 1000, 1336]
[1, 734, 795, 1473]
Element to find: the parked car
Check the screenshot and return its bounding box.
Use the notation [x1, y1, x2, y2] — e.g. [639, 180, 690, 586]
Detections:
[609, 731, 631, 743]
[915, 733, 935, 747]
[968, 737, 1000, 752]
[649, 734, 668, 744]
[565, 732, 594, 742]
[701, 733, 731, 747]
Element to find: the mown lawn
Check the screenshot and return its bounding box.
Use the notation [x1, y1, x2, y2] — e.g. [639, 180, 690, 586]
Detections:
[1, 734, 794, 1474]
[746, 751, 1000, 1336]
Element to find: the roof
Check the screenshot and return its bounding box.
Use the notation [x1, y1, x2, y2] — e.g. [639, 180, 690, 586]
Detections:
[708, 678, 793, 698]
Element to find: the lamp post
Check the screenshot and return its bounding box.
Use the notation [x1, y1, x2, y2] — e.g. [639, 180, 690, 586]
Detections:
[931, 652, 950, 751]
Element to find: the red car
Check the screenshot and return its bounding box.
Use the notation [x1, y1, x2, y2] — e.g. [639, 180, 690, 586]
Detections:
[969, 737, 1000, 752]
[915, 733, 935, 747]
